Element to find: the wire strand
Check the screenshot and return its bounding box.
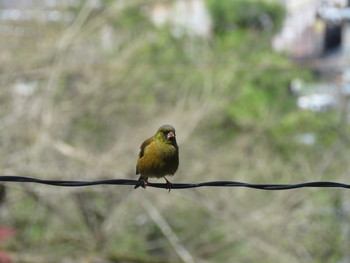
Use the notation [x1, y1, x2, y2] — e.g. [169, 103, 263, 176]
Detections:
[0, 176, 349, 190]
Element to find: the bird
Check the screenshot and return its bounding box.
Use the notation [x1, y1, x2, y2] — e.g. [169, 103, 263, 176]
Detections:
[135, 124, 179, 190]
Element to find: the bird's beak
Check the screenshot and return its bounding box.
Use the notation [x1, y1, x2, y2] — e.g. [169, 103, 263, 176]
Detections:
[167, 131, 175, 139]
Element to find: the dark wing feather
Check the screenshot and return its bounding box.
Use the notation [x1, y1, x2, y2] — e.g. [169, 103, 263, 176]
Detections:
[136, 137, 154, 174]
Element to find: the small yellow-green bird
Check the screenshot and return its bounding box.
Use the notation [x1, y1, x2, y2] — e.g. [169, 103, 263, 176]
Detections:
[135, 125, 179, 189]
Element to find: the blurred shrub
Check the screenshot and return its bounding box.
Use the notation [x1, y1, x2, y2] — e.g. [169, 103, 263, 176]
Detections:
[206, 0, 286, 35]
[204, 0, 340, 154]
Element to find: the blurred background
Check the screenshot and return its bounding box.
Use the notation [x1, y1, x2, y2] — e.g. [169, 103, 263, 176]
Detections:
[1, 0, 350, 262]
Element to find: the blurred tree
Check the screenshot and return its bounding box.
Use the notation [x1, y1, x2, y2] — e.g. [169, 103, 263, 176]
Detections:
[0, 0, 348, 262]
[204, 0, 340, 156]
[206, 0, 285, 36]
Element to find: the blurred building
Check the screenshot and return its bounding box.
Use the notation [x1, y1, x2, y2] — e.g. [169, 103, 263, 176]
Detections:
[0, 0, 77, 21]
[273, 0, 324, 58]
[275, 0, 350, 113]
[274, 0, 350, 67]
[0, 0, 211, 38]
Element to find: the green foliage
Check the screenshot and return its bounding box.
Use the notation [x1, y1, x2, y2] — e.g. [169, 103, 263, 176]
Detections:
[203, 0, 340, 154]
[206, 0, 286, 36]
[108, 5, 152, 34]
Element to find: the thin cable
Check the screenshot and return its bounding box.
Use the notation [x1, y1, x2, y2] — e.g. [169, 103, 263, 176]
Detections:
[0, 176, 349, 190]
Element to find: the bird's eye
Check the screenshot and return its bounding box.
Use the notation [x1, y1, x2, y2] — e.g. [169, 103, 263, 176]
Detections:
[162, 131, 168, 135]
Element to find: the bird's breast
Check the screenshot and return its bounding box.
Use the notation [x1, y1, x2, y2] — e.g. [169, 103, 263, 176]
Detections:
[137, 141, 179, 178]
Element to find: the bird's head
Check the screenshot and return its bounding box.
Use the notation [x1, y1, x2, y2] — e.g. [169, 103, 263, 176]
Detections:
[154, 124, 177, 145]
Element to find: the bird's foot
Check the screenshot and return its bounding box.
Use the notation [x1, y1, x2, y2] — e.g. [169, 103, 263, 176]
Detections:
[134, 178, 149, 189]
[141, 179, 149, 189]
[164, 177, 173, 192]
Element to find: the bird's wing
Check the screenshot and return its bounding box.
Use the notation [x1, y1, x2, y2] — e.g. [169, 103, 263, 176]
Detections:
[139, 137, 153, 158]
[136, 137, 154, 174]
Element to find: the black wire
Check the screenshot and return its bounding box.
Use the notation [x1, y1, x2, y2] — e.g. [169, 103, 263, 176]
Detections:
[0, 176, 349, 190]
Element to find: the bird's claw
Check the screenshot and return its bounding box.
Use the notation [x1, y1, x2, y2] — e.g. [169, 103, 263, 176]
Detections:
[164, 177, 173, 192]
[134, 179, 149, 189]
[141, 179, 149, 189]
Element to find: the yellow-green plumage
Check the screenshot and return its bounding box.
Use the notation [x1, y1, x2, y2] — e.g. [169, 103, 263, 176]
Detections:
[135, 125, 179, 189]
